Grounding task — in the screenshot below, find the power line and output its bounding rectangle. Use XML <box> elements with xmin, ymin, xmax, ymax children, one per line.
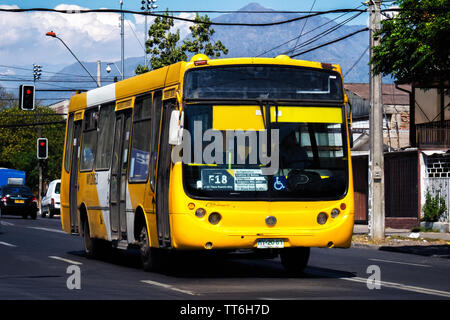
<box><xmin>343</xmin><ymin>45</ymin><xmax>370</xmax><ymax>78</ymax></box>
<box><xmin>285</xmin><ymin>11</ymin><xmax>364</xmax><ymax>56</ymax></box>
<box><xmin>0</xmin><ymin>7</ymin><xmax>367</xmax><ymax>27</ymax></box>
<box><xmin>290</xmin><ymin>0</ymin><xmax>317</xmax><ymax>53</ymax></box>
<box><xmin>256</xmin><ymin>3</ymin><xmax>364</xmax><ymax>57</ymax></box>
<box><xmin>290</xmin><ymin>27</ymin><xmax>369</xmax><ymax>58</ymax></box>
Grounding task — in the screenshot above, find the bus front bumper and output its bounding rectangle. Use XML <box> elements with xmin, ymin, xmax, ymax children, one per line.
<box><xmin>170</xmin><ymin>212</ymin><xmax>354</xmax><ymax>250</ymax></box>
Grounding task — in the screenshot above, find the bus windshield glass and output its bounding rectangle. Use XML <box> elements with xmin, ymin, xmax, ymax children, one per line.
<box><xmin>184</xmin><ymin>65</ymin><xmax>343</xmax><ymax>101</ymax></box>
<box><xmin>181</xmin><ymin>105</ymin><xmax>348</xmax><ymax>200</ymax></box>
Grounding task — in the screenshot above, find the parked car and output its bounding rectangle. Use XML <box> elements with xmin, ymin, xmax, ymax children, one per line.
<box><xmin>41</xmin><ymin>179</ymin><xmax>61</xmax><ymax>218</ymax></box>
<box><xmin>0</xmin><ymin>184</ymin><xmax>38</xmax><ymax>219</ymax></box>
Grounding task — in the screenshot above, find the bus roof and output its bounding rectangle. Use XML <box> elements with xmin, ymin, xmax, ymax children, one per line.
<box><xmin>67</xmin><ymin>55</ymin><xmax>342</xmax><ymax>113</ymax></box>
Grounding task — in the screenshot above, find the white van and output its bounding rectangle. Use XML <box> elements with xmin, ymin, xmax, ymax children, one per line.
<box><xmin>41</xmin><ymin>179</ymin><xmax>61</xmax><ymax>218</ymax></box>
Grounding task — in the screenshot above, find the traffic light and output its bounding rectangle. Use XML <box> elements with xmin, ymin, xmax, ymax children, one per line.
<box><xmin>19</xmin><ymin>84</ymin><xmax>35</xmax><ymax>110</ymax></box>
<box><xmin>37</xmin><ymin>138</ymin><xmax>48</xmax><ymax>160</ymax></box>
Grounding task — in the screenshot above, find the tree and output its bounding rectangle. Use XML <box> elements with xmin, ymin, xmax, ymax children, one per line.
<box><xmin>0</xmin><ymin>106</ymin><xmax>65</xmax><ymax>189</ymax></box>
<box><xmin>136</xmin><ymin>11</ymin><xmax>228</xmax><ymax>74</ymax></box>
<box><xmin>371</xmin><ymin>0</ymin><xmax>450</xmax><ymax>85</ymax></box>
<box><xmin>0</xmin><ymin>85</ymin><xmax>16</xmax><ymax>110</ymax></box>
<box><xmin>181</xmin><ymin>14</ymin><xmax>228</xmax><ymax>58</ymax></box>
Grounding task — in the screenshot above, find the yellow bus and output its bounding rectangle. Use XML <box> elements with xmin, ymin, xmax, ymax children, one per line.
<box><xmin>60</xmin><ymin>54</ymin><xmax>354</xmax><ymax>273</ymax></box>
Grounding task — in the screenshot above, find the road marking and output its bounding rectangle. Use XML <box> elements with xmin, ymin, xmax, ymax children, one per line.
<box><xmin>344</xmin><ymin>277</ymin><xmax>450</xmax><ymax>298</ymax></box>
<box><xmin>369</xmin><ymin>258</ymin><xmax>431</xmax><ymax>268</ymax></box>
<box><xmin>0</xmin><ymin>221</ymin><xmax>14</xmax><ymax>226</ymax></box>
<box><xmin>308</xmin><ymin>269</ymin><xmax>450</xmax><ymax>298</ymax></box>
<box><xmin>141</xmin><ymin>280</ymin><xmax>198</xmax><ymax>296</ymax></box>
<box><xmin>0</xmin><ymin>241</ymin><xmax>17</xmax><ymax>247</ymax></box>
<box><xmin>49</xmin><ymin>256</ymin><xmax>83</xmax><ymax>265</ymax></box>
<box><xmin>27</xmin><ymin>226</ymin><xmax>66</xmax><ymax>234</ymax></box>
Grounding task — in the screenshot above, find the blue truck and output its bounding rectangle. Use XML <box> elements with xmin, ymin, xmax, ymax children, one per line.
<box><xmin>0</xmin><ymin>168</ymin><xmax>26</xmax><ymax>186</ymax></box>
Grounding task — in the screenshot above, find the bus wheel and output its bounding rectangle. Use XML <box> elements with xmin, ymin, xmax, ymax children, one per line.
<box><xmin>280</xmin><ymin>247</ymin><xmax>310</xmax><ymax>274</ymax></box>
<box><xmin>83</xmin><ymin>218</ymin><xmax>100</xmax><ymax>259</ymax></box>
<box><xmin>139</xmin><ymin>225</ymin><xmax>162</xmax><ymax>272</ymax></box>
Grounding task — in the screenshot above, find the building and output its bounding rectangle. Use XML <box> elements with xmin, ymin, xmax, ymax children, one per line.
<box><xmin>347</xmin><ymin>82</ymin><xmax>450</xmax><ymax>230</ymax></box>
<box><xmin>345</xmin><ymin>83</ymin><xmax>411</xmax><ymax>151</ymax></box>
<box><xmin>47</xmin><ymin>99</ymin><xmax>69</xmax><ymax>117</ymax></box>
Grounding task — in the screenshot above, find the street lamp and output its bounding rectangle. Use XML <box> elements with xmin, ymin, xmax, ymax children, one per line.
<box><xmin>45</xmin><ymin>31</ymin><xmax>99</xmax><ymax>87</ymax></box>
<box><xmin>140</xmin><ymin>0</ymin><xmax>158</xmax><ymax>68</ymax></box>
<box><xmin>105</xmin><ymin>62</ymin><xmax>123</xmax><ymax>78</ymax></box>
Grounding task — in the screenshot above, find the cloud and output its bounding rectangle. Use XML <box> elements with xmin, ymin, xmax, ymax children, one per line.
<box><xmin>0</xmin><ymin>4</ymin><xmax>194</xmax><ymax>69</ymax></box>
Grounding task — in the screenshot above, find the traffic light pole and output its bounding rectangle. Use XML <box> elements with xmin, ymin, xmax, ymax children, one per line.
<box><xmin>33</xmin><ymin>66</ymin><xmax>43</xmax><ymax>215</ymax></box>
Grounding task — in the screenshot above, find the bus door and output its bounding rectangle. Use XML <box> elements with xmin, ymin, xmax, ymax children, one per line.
<box><xmin>110</xmin><ymin>110</ymin><xmax>132</xmax><ymax>241</ymax></box>
<box><xmin>69</xmin><ymin>120</ymin><xmax>82</xmax><ymax>233</ymax></box>
<box><xmin>154</xmin><ymin>98</ymin><xmax>172</xmax><ymax>248</ymax></box>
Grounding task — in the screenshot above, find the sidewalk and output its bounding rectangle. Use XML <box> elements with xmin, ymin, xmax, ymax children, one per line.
<box><xmin>353</xmin><ymin>224</ymin><xmax>450</xmax><ymax>241</ymax></box>
<box><xmin>352</xmin><ymin>224</ymin><xmax>450</xmax><ymax>259</ymax></box>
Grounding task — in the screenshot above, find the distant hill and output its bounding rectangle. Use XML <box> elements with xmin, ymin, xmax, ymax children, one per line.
<box><xmin>210</xmin><ymin>3</ymin><xmax>370</xmax><ymax>82</ymax></box>
<box><xmin>41</xmin><ymin>2</ymin><xmax>372</xmax><ymax>104</ymax></box>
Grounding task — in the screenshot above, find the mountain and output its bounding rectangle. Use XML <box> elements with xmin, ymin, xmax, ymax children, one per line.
<box><xmin>210</xmin><ymin>3</ymin><xmax>370</xmax><ymax>82</ymax></box>
<box><xmin>41</xmin><ymin>2</ymin><xmax>372</xmax><ymax>104</ymax></box>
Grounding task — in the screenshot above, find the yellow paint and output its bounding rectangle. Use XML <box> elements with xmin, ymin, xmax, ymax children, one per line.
<box><xmin>270</xmin><ymin>106</ymin><xmax>343</xmax><ymax>123</ymax></box>
<box><xmin>169</xmin><ymin>163</ymin><xmax>354</xmax><ymax>250</ymax></box>
<box><xmin>213</xmin><ymin>106</ymin><xmax>265</xmax><ymax>130</ymax></box>
<box><xmin>212</xmin><ymin>105</ymin><xmax>343</xmax><ymax>131</ymax></box>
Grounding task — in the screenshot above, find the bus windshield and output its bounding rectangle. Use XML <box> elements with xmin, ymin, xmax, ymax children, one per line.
<box><xmin>182</xmin><ymin>105</ymin><xmax>348</xmax><ymax>200</ymax></box>
<box><xmin>184</xmin><ymin>65</ymin><xmax>343</xmax><ymax>101</ymax></box>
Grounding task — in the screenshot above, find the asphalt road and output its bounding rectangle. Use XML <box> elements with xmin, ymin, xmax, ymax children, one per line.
<box><xmin>1</xmin><ymin>214</ymin><xmax>449</xmax><ymax>302</ymax></box>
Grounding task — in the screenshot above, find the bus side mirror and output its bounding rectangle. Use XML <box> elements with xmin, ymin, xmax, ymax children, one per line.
<box><xmin>168</xmin><ymin>110</ymin><xmax>184</xmax><ymax>146</ymax></box>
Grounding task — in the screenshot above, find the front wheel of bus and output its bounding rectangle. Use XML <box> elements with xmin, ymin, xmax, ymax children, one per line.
<box><xmin>139</xmin><ymin>225</ymin><xmax>162</xmax><ymax>272</ymax></box>
<box><xmin>83</xmin><ymin>218</ymin><xmax>107</xmax><ymax>259</ymax></box>
<box><xmin>280</xmin><ymin>247</ymin><xmax>310</xmax><ymax>274</ymax></box>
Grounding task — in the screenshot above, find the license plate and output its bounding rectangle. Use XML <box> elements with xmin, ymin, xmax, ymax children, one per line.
<box><xmin>257</xmin><ymin>239</ymin><xmax>284</xmax><ymax>249</ymax></box>
<box><xmin>15</xmin><ymin>200</ymin><xmax>24</xmax><ymax>204</ymax></box>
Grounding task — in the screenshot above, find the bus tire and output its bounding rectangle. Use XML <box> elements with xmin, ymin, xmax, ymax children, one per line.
<box><xmin>280</xmin><ymin>247</ymin><xmax>310</xmax><ymax>274</ymax></box>
<box><xmin>139</xmin><ymin>224</ymin><xmax>162</xmax><ymax>272</ymax></box>
<box><xmin>83</xmin><ymin>218</ymin><xmax>101</xmax><ymax>259</ymax></box>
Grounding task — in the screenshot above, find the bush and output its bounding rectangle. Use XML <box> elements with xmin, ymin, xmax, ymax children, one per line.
<box><xmin>422</xmin><ymin>189</ymin><xmax>447</xmax><ymax>222</ymax></box>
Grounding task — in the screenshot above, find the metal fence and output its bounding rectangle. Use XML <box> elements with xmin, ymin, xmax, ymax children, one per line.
<box><xmin>423</xmin><ymin>177</ymin><xmax>450</xmax><ymax>223</ymax></box>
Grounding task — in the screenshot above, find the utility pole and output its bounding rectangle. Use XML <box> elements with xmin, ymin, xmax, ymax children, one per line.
<box><xmin>141</xmin><ymin>0</ymin><xmax>158</xmax><ymax>68</ymax></box>
<box><xmin>97</xmin><ymin>60</ymin><xmax>101</xmax><ymax>87</ymax></box>
<box><xmin>368</xmin><ymin>0</ymin><xmax>385</xmax><ymax>240</ymax></box>
<box><xmin>120</xmin><ymin>0</ymin><xmax>125</xmax><ymax>80</ymax></box>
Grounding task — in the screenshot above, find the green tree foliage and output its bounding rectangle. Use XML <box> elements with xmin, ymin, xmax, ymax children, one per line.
<box><xmin>136</xmin><ymin>11</ymin><xmax>228</xmax><ymax>74</ymax></box>
<box><xmin>422</xmin><ymin>189</ymin><xmax>447</xmax><ymax>222</ymax></box>
<box><xmin>0</xmin><ymin>106</ymin><xmax>65</xmax><ymax>189</ymax></box>
<box><xmin>371</xmin><ymin>0</ymin><xmax>450</xmax><ymax>85</ymax></box>
<box><xmin>181</xmin><ymin>14</ymin><xmax>228</xmax><ymax>58</ymax></box>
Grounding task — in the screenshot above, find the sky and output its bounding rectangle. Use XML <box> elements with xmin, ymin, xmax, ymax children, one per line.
<box><xmin>0</xmin><ymin>0</ymin><xmax>372</xmax><ymax>92</ymax></box>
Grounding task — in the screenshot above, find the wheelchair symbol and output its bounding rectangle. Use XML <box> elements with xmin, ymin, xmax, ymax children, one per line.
<box><xmin>274</xmin><ymin>176</ymin><xmax>286</xmax><ymax>191</ymax></box>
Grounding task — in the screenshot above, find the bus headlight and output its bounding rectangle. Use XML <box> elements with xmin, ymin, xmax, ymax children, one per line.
<box><xmin>317</xmin><ymin>212</ymin><xmax>328</xmax><ymax>225</ymax></box>
<box><xmin>208</xmin><ymin>212</ymin><xmax>222</xmax><ymax>225</ymax></box>
<box><xmin>331</xmin><ymin>208</ymin><xmax>340</xmax><ymax>218</ymax></box>
<box><xmin>195</xmin><ymin>208</ymin><xmax>206</xmax><ymax>218</ymax></box>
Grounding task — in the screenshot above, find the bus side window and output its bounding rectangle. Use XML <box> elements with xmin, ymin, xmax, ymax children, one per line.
<box><xmin>64</xmin><ymin>113</ymin><xmax>75</xmax><ymax>173</ymax></box>
<box><xmin>95</xmin><ymin>103</ymin><xmax>115</xmax><ymax>170</ymax></box>
<box><xmin>129</xmin><ymin>94</ymin><xmax>152</xmax><ymax>183</ymax></box>
<box><xmin>150</xmin><ymin>90</ymin><xmax>162</xmax><ymax>191</ymax></box>
<box><xmin>80</xmin><ymin>107</ymin><xmax>99</xmax><ymax>172</ymax></box>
